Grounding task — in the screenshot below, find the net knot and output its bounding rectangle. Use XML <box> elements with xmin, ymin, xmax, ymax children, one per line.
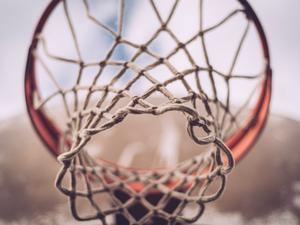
<box><xmin>187</xmin><ymin>116</ymin><xmax>216</xmax><ymax>145</ymax></box>
<box><xmin>99</xmin><ymin>60</ymin><xmax>106</xmax><ymax>67</ymax></box>
<box><xmin>115</xmin><ymin>35</ymin><xmax>121</xmax><ymax>42</ymax></box>
<box><xmin>139</xmin><ymin>45</ymin><xmax>147</xmax><ymax>52</ymax></box>
<box><xmin>160</xmin><ymin>23</ymin><xmax>167</xmax><ymax>30</ymax></box>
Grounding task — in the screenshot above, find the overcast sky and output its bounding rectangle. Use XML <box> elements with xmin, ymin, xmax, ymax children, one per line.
<box><xmin>0</xmin><ymin>0</ymin><xmax>299</xmax><ymax>121</ymax></box>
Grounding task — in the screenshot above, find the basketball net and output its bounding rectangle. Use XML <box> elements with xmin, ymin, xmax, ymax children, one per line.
<box><xmin>25</xmin><ymin>0</ymin><xmax>272</xmax><ymax>224</ymax></box>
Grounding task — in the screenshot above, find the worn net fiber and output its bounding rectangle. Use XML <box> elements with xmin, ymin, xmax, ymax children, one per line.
<box><xmin>31</xmin><ymin>0</ymin><xmax>267</xmax><ymax>224</ymax></box>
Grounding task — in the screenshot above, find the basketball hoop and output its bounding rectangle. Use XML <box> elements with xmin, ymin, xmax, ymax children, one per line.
<box><xmin>25</xmin><ymin>0</ymin><xmax>271</xmax><ymax>224</ymax></box>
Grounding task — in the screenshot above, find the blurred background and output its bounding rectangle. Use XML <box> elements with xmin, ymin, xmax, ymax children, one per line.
<box><xmin>0</xmin><ymin>0</ymin><xmax>299</xmax><ymax>224</ymax></box>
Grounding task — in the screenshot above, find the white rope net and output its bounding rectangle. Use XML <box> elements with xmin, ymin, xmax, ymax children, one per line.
<box><xmin>31</xmin><ymin>0</ymin><xmax>267</xmax><ymax>224</ymax></box>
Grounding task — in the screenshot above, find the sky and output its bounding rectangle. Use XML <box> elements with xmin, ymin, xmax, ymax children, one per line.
<box><xmin>0</xmin><ymin>0</ymin><xmax>299</xmax><ymax>121</ymax></box>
